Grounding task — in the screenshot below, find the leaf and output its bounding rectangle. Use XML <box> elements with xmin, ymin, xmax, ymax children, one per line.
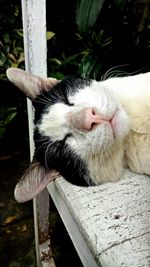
<box><xmin>63</xmin><ymin>53</ymin><xmax>82</xmax><ymax>66</ymax></box>
<box><xmin>0</xmin><ymin>74</ymin><xmax>7</xmax><ymax>80</ymax></box>
<box><xmin>16</xmin><ymin>29</ymin><xmax>24</xmax><ymax>37</ymax></box>
<box><xmin>3</xmin><ymin>33</ymin><xmax>10</xmax><ymax>44</ymax></box>
<box><xmin>49</xmin><ymin>72</ymin><xmax>65</xmax><ymax>80</ymax></box>
<box><xmin>6</xmin><ymin>229</ymin><xmax>11</xmax><ymax>234</ymax></box>
<box><xmin>46</xmin><ymin>31</ymin><xmax>55</xmax><ymax>40</ymax></box>
<box><xmin>78</xmin><ymin>54</ymin><xmax>102</xmax><ymax>79</ymax></box>
<box><xmin>18</xmin><ymin>52</ymin><xmax>25</xmax><ymax>64</ymax></box>
<box><xmin>0</xmin><ymin>155</ymin><xmax>13</xmax><ymax>160</ymax></box>
<box><xmin>8</xmin><ymin>53</ymin><xmax>17</xmax><ymax>62</ymax></box>
<box><xmin>4</xmin><ymin>216</ymin><xmax>16</xmax><ymax>224</ymax></box>
<box><xmin>48</xmin><ymin>58</ymin><xmax>62</xmax><ymax>66</ymax></box>
<box><xmin>7</xmin><ymin>107</ymin><xmax>17</xmax><ymax>112</ymax></box>
<box><xmin>76</xmin><ymin>0</ymin><xmax>105</xmax><ymax>33</ymax></box>
<box><xmin>0</xmin><ymin>52</ymin><xmax>6</xmax><ymax>66</ymax></box>
<box><xmin>5</xmin><ymin>112</ymin><xmax>17</xmax><ymax>125</ymax></box>
<box><xmin>21</xmin><ymin>224</ymin><xmax>27</xmax><ymax>232</ymax></box>
<box><xmin>0</xmin><ymin>128</ymin><xmax>5</xmax><ymax>139</ymax></box>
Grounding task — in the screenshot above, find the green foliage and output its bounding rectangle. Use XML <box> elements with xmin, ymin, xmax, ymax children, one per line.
<box><xmin>0</xmin><ymin>31</ymin><xmax>24</xmax><ymax>70</ymax></box>
<box><xmin>0</xmin><ymin>0</ymin><xmax>150</xmax><ymax>80</ymax></box>
<box><xmin>76</xmin><ymin>0</ymin><xmax>105</xmax><ymax>33</ymax></box>
<box><xmin>46</xmin><ymin>0</ymin><xmax>150</xmax><ymax>80</ymax></box>
<box><xmin>0</xmin><ymin>106</ymin><xmax>17</xmax><ymax>139</ymax></box>
<box><xmin>0</xmin><ymin>1</ymin><xmax>24</xmax><ymax>79</ymax></box>
<box><xmin>46</xmin><ymin>31</ymin><xmax>55</xmax><ymax>40</ymax></box>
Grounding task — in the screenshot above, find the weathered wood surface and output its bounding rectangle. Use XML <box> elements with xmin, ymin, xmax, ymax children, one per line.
<box><xmin>47</xmin><ymin>170</ymin><xmax>150</xmax><ymax>267</ymax></box>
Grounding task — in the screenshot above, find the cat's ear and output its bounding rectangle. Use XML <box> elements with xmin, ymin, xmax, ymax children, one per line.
<box><xmin>6</xmin><ymin>68</ymin><xmax>59</xmax><ymax>99</ymax></box>
<box><xmin>14</xmin><ymin>162</ymin><xmax>59</xmax><ymax>203</ymax></box>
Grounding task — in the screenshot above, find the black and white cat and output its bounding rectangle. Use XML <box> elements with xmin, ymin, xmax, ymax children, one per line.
<box><xmin>6</xmin><ymin>68</ymin><xmax>150</xmax><ymax>202</ymax></box>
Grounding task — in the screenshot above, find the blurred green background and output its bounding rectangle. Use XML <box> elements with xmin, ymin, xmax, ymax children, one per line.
<box><xmin>1</xmin><ymin>0</ymin><xmax>150</xmax><ymax>79</ymax></box>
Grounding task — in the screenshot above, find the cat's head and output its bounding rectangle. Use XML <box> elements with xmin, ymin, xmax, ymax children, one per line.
<box><xmin>6</xmin><ymin>68</ymin><xmax>130</xmax><ymax>202</ymax></box>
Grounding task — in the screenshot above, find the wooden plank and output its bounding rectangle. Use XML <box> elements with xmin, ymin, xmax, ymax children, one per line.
<box><xmin>47</xmin><ymin>170</ymin><xmax>150</xmax><ymax>267</ymax></box>
<box><xmin>21</xmin><ymin>1</ymin><xmax>55</xmax><ymax>266</ymax></box>
<box><xmin>48</xmin><ymin>181</ymin><xmax>100</xmax><ymax>267</ymax></box>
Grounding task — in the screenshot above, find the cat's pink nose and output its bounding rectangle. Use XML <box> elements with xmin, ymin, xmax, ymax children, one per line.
<box><xmin>72</xmin><ymin>107</ymin><xmax>102</xmax><ymax>131</ymax></box>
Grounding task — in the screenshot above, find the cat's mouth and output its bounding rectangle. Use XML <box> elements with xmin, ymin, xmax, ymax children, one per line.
<box><xmin>69</xmin><ymin>107</ymin><xmax>118</xmax><ymax>136</ymax></box>
<box><xmin>88</xmin><ymin>108</ymin><xmax>124</xmax><ymax>143</ymax></box>
<box><xmin>109</xmin><ymin>109</ymin><xmax>119</xmax><ymax>137</ymax></box>
<box><xmin>91</xmin><ymin>109</ymin><xmax>118</xmax><ymax>132</ymax></box>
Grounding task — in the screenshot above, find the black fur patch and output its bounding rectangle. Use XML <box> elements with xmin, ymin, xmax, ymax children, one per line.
<box><xmin>33</xmin><ymin>76</ymin><xmax>92</xmax><ymax>123</ymax></box>
<box><xmin>32</xmin><ymin>76</ymin><xmax>94</xmax><ymax>186</ymax></box>
<box><xmin>34</xmin><ymin>129</ymin><xmax>93</xmax><ymax>186</ymax></box>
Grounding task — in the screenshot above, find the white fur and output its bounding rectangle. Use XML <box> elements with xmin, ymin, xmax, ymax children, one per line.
<box><xmin>39</xmin><ymin>103</ymin><xmax>71</xmax><ymax>141</ymax></box>
<box><xmin>6</xmin><ymin>68</ymin><xmax>150</xmax><ymax>202</ymax></box>
<box><xmin>7</xmin><ymin>68</ymin><xmax>150</xmax><ymax>187</ymax></box>
<box><xmin>38</xmin><ymin>73</ymin><xmax>150</xmax><ymax>184</ymax></box>
<box><xmin>38</xmin><ymin>78</ymin><xmax>132</xmax><ymax>183</ymax></box>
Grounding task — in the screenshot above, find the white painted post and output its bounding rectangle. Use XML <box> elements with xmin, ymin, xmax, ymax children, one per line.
<box><xmin>21</xmin><ymin>1</ymin><xmax>55</xmax><ymax>266</ymax></box>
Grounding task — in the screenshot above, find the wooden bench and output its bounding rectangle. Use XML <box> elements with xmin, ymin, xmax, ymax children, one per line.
<box><xmin>48</xmin><ymin>172</ymin><xmax>150</xmax><ymax>267</ymax></box>
<box><xmin>21</xmin><ymin>1</ymin><xmax>150</xmax><ymax>266</ymax></box>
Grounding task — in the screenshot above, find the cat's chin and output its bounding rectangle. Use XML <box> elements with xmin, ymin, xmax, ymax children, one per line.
<box><xmin>66</xmin><ymin>106</ymin><xmax>130</xmax><ymax>158</ymax></box>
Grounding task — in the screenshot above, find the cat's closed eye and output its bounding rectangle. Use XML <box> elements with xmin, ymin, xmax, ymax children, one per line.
<box><xmin>67</xmin><ymin>102</ymin><xmax>74</xmax><ymax>106</ymax></box>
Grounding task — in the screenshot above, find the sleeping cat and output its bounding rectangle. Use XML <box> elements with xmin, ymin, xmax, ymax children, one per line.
<box><xmin>6</xmin><ymin>68</ymin><xmax>150</xmax><ymax>202</ymax></box>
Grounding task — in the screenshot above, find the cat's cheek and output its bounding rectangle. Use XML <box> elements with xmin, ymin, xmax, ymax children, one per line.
<box><xmin>65</xmin><ymin>126</ymin><xmax>113</xmax><ymax>158</ymax></box>
<box><xmin>66</xmin><ymin>137</ymin><xmax>78</xmax><ymax>152</ymax></box>
<box><xmin>112</xmin><ymin>108</ymin><xmax>130</xmax><ymax>140</ymax></box>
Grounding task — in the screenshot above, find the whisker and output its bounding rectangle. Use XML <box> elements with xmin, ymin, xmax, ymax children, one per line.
<box><xmin>105</xmin><ymin>70</ymin><xmax>128</xmax><ymax>79</ymax></box>
<box><xmin>40</xmin><ymin>92</ymin><xmax>54</xmax><ymax>104</ymax></box>
<box><xmin>44</xmin><ymin>142</ymin><xmax>52</xmax><ymax>170</ymax></box>
<box><xmin>32</xmin><ymin>99</ymin><xmax>49</xmax><ymax>105</ymax></box>
<box><xmin>34</xmin><ymin>139</ymin><xmax>49</xmax><ymax>156</ymax></box>
<box><xmin>101</xmin><ymin>64</ymin><xmax>129</xmax><ymax>81</ymax></box>
<box><xmin>51</xmin><ymin>89</ymin><xmax>65</xmax><ymax>102</ymax></box>
<box><xmin>126</xmin><ymin>69</ymin><xmax>142</xmax><ymax>77</ymax></box>
<box><xmin>37</xmin><ymin>95</ymin><xmax>54</xmax><ymax>104</ymax></box>
<box><xmin>34</xmin><ymin>136</ymin><xmax>48</xmax><ymax>142</ymax></box>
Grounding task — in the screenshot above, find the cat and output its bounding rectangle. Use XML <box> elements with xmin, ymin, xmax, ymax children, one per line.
<box><xmin>6</xmin><ymin>68</ymin><xmax>150</xmax><ymax>202</ymax></box>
